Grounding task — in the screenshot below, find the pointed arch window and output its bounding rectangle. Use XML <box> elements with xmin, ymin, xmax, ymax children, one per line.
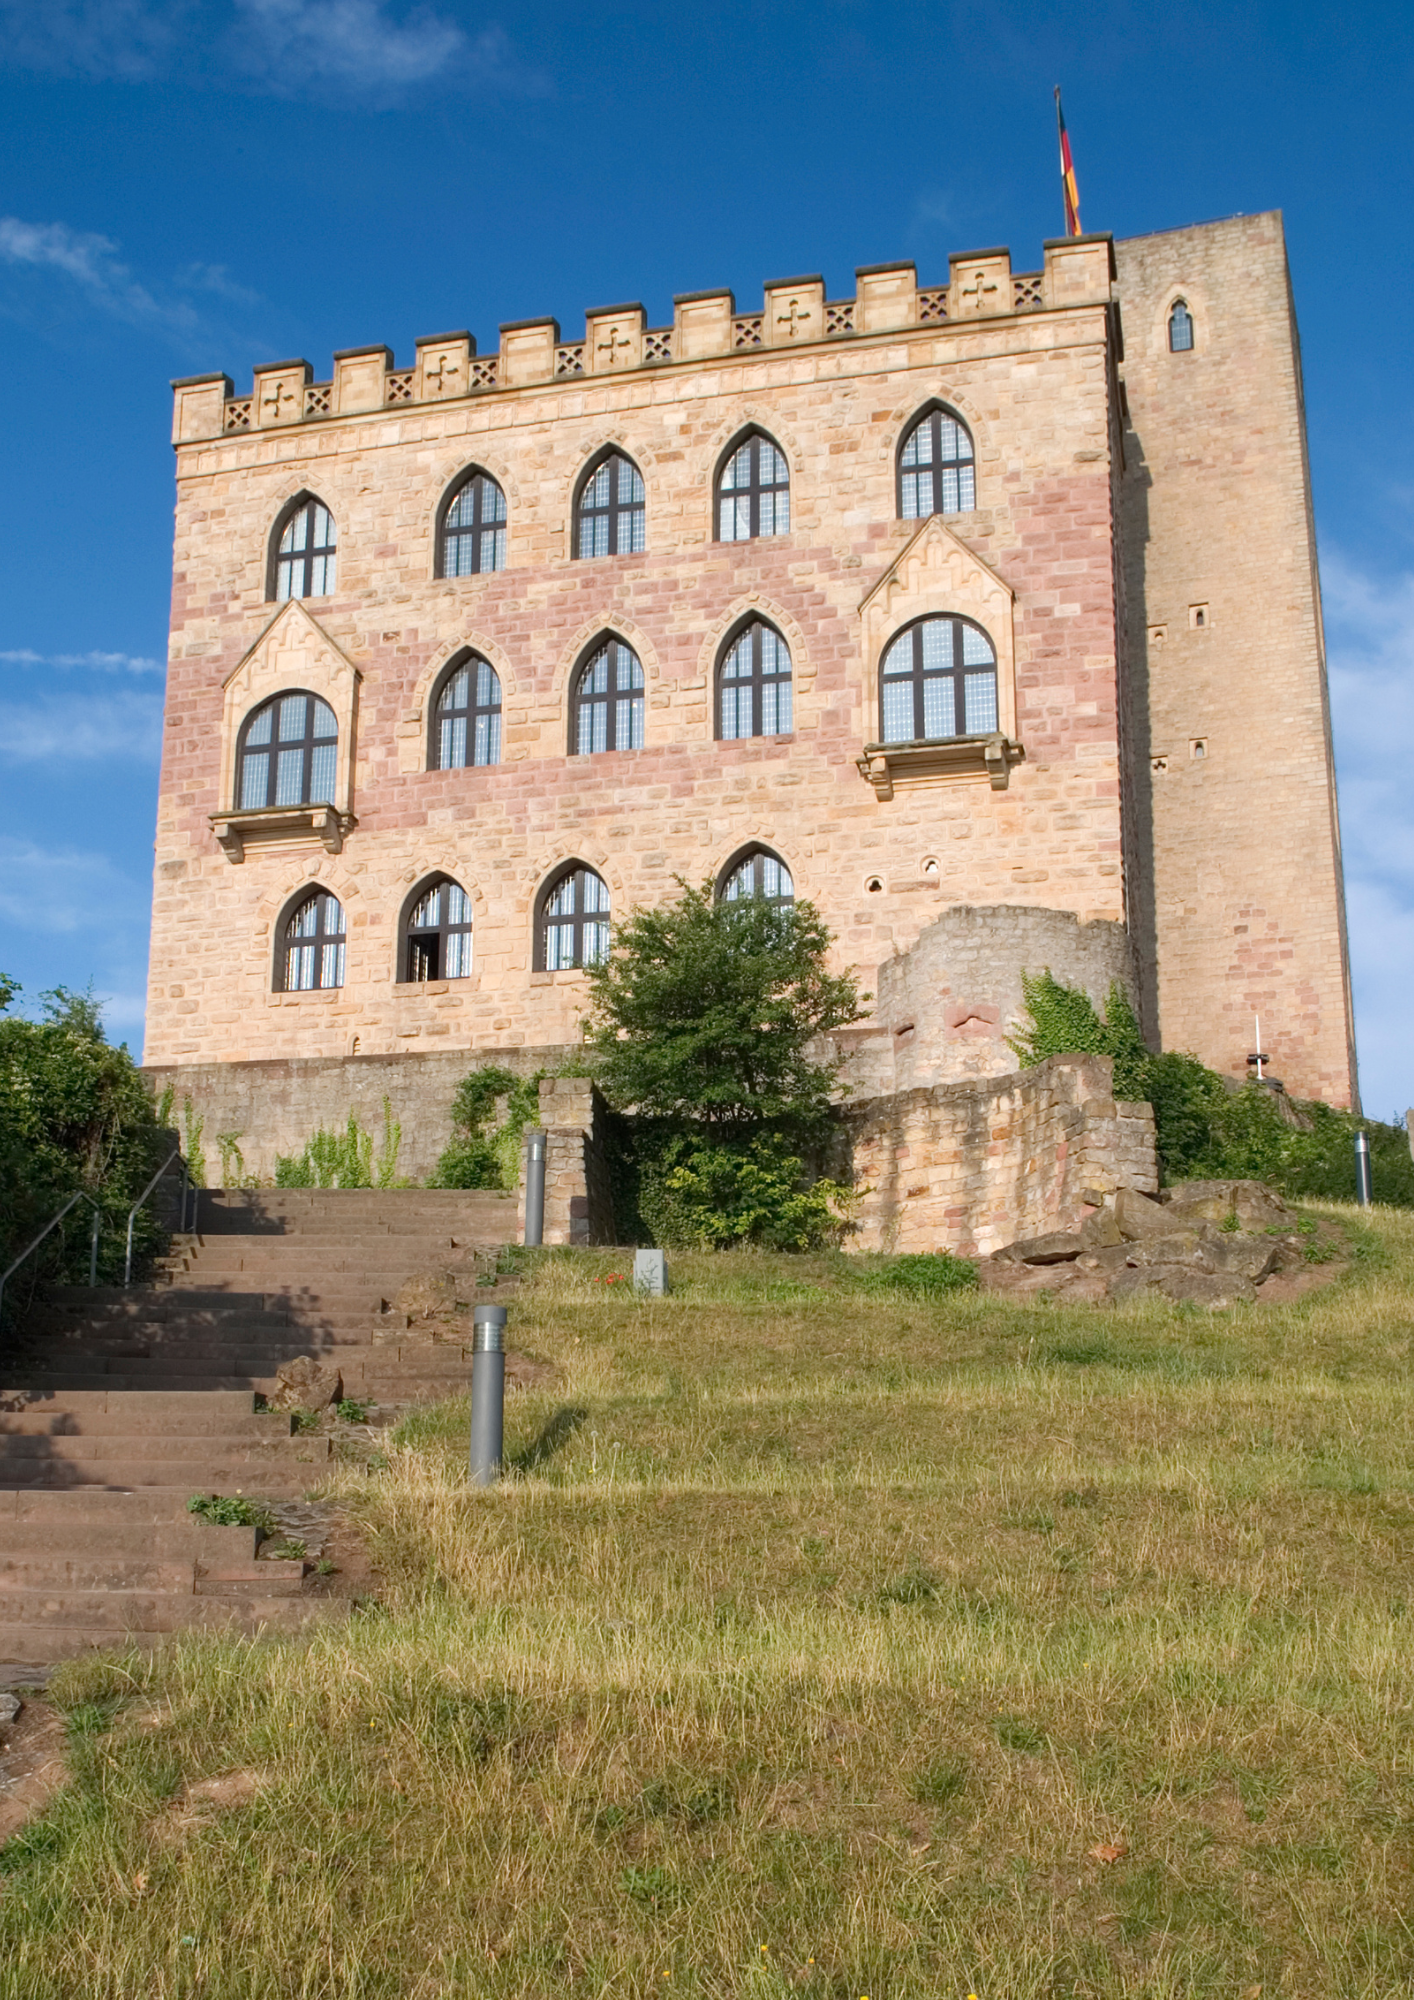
<box><xmin>271</xmin><ymin>496</ymin><xmax>337</xmax><ymax>601</ymax></box>
<box><xmin>571</xmin><ymin>639</ymin><xmax>644</xmax><ymax>755</ymax></box>
<box><xmin>720</xmin><ymin>847</ymin><xmax>794</xmax><ymax>906</ymax></box>
<box><xmin>717</xmin><ymin>621</ymin><xmax>793</xmax><ymax>740</ymax></box>
<box><xmin>897</xmin><ymin>408</ymin><xmax>976</xmax><ymax>519</ymax></box>
<box><xmin>574</xmin><ymin>452</ymin><xmax>645</xmax><ymax>559</ymax></box>
<box><xmin>279</xmin><ymin>889</ymin><xmax>345</xmax><ymax>991</ymax></box>
<box><xmin>439</xmin><ymin>470</ymin><xmax>507</xmax><ymax>577</ymax></box>
<box><xmin>536</xmin><ymin>864</ymin><xmax>611</xmax><ymax>971</ymax></box>
<box><xmin>237</xmin><ymin>691</ymin><xmax>337</xmax><ymax>810</ymax></box>
<box><xmin>1168</xmin><ymin>301</ymin><xmax>1194</xmax><ymax>353</ymax></box>
<box><xmin>716</xmin><ymin>432</ymin><xmax>790</xmax><ymax>541</ymax></box>
<box><xmin>402</xmin><ymin>876</ymin><xmax>474</xmax><ymax>982</ymax></box>
<box><xmin>880</xmin><ymin>616</ymin><xmax>997</xmax><ymax>743</ymax></box>
<box><xmin>431</xmin><ymin>654</ymin><xmax>502</xmax><ymax>769</ymax></box>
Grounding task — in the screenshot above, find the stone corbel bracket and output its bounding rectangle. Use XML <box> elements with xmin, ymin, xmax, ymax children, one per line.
<box><xmin>209</xmin><ymin>804</ymin><xmax>356</xmax><ymax>864</ymax></box>
<box><xmin>856</xmin><ymin>732</ymin><xmax>1024</xmax><ymax>801</ymax></box>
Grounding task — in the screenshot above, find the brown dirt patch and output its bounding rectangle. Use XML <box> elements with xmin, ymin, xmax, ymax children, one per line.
<box><xmin>0</xmin><ymin>1698</ymin><xmax>66</xmax><ymax>1847</ymax></box>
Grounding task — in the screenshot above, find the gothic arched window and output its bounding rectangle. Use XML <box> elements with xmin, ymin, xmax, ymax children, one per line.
<box><xmin>430</xmin><ymin>654</ymin><xmax>502</xmax><ymax>769</ymax></box>
<box><xmin>236</xmin><ymin>691</ymin><xmax>337</xmax><ymax>810</ymax></box>
<box><xmin>879</xmin><ymin>616</ymin><xmax>997</xmax><ymax>743</ymax></box>
<box><xmin>716</xmin><ymin>431</ymin><xmax>790</xmax><ymax>542</ymax></box>
<box><xmin>574</xmin><ymin>452</ymin><xmax>646</xmax><ymax>559</ymax></box>
<box><xmin>536</xmin><ymin>864</ymin><xmax>611</xmax><ymax>971</ymax></box>
<box><xmin>719</xmin><ymin>846</ymin><xmax>794</xmax><ymax>906</ymax></box>
<box><xmin>278</xmin><ymin>889</ymin><xmax>345</xmax><ymax>992</ymax></box>
<box><xmin>402</xmin><ymin>876</ymin><xmax>474</xmax><ymax>982</ymax></box>
<box><xmin>270</xmin><ymin>494</ymin><xmax>337</xmax><ymax>601</ymax></box>
<box><xmin>570</xmin><ymin>638</ymin><xmax>644</xmax><ymax>755</ymax></box>
<box><xmin>438</xmin><ymin>470</ymin><xmax>507</xmax><ymax>577</ymax></box>
<box><xmin>897</xmin><ymin>407</ymin><xmax>976</xmax><ymax>519</ymax></box>
<box><xmin>1168</xmin><ymin>301</ymin><xmax>1194</xmax><ymax>353</ymax></box>
<box><xmin>717</xmin><ymin>621</ymin><xmax>793</xmax><ymax>740</ymax></box>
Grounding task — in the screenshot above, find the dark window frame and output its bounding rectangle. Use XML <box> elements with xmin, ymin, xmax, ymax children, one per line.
<box><xmin>235</xmin><ymin>689</ymin><xmax>338</xmax><ymax>811</ymax></box>
<box><xmin>878</xmin><ymin>614</ymin><xmax>998</xmax><ymax>744</ymax></box>
<box><xmin>714</xmin><ymin>428</ymin><xmax>791</xmax><ymax>542</ymax></box>
<box><xmin>716</xmin><ymin>844</ymin><xmax>795</xmax><ymax>907</ymax></box>
<box><xmin>436</xmin><ymin>468</ymin><xmax>508</xmax><ymax>579</ymax></box>
<box><xmin>275</xmin><ymin>886</ymin><xmax>346</xmax><ymax>992</ymax></box>
<box><xmin>267</xmin><ymin>492</ymin><xmax>338</xmax><ymax>602</ymax></box>
<box><xmin>533</xmin><ymin>862</ymin><xmax>612</xmax><ymax>973</ymax></box>
<box><xmin>715</xmin><ymin>618</ymin><xmax>794</xmax><ymax>741</ymax></box>
<box><xmin>568</xmin><ymin>635</ymin><xmax>645</xmax><ymax>756</ymax></box>
<box><xmin>428</xmin><ymin>651</ymin><xmax>503</xmax><ymax>770</ymax></box>
<box><xmin>1168</xmin><ymin>300</ymin><xmax>1195</xmax><ymax>353</ymax></box>
<box><xmin>399</xmin><ymin>873</ymin><xmax>475</xmax><ymax>983</ymax></box>
<box><xmin>572</xmin><ymin>449</ymin><xmax>646</xmax><ymax>560</ymax></box>
<box><xmin>895</xmin><ymin>404</ymin><xmax>977</xmax><ymax>520</ymax></box>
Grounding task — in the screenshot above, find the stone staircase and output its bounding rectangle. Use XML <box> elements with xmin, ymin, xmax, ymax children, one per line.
<box><xmin>1</xmin><ymin>1188</ymin><xmax>516</xmax><ymax>1668</ymax></box>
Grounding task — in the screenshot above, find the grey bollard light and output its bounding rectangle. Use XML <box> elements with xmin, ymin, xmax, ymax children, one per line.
<box><xmin>523</xmin><ymin>1129</ymin><xmax>546</xmax><ymax>1247</ymax></box>
<box><xmin>1355</xmin><ymin>1130</ymin><xmax>1373</xmax><ymax>1208</ymax></box>
<box><xmin>469</xmin><ymin>1305</ymin><xmax>508</xmax><ymax>1486</ymax></box>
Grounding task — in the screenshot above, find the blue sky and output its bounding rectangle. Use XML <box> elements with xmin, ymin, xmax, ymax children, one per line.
<box><xmin>1</xmin><ymin>0</ymin><xmax>1411</xmax><ymax>1113</ymax></box>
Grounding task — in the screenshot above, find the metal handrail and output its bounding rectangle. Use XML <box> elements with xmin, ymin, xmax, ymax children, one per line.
<box><xmin>124</xmin><ymin>1147</ymin><xmax>192</xmax><ymax>1288</ymax></box>
<box><xmin>0</xmin><ymin>1189</ymin><xmax>102</xmax><ymax>1325</ymax></box>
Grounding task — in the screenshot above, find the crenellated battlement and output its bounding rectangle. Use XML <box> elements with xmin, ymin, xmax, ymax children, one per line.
<box><xmin>171</xmin><ymin>235</ymin><xmax>1115</xmax><ymax>445</ymax></box>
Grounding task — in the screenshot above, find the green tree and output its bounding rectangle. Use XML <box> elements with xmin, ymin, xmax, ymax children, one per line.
<box><xmin>584</xmin><ymin>882</ymin><xmax>865</xmax><ymax>1140</ymax></box>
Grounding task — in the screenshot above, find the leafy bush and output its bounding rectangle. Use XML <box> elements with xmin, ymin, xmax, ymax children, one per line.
<box><xmin>848</xmin><ymin>1251</ymin><xmax>978</xmax><ymax>1299</ymax></box>
<box><xmin>1010</xmin><ymin>970</ymin><xmax>1414</xmax><ymax>1204</ymax></box>
<box><xmin>0</xmin><ymin>978</ymin><xmax>168</xmax><ymax>1317</ymax></box>
<box><xmin>636</xmin><ymin>1128</ymin><xmax>854</xmax><ymax>1251</ymax></box>
<box><xmin>275</xmin><ymin>1099</ymin><xmax>404</xmax><ymax>1188</ymax></box>
<box><xmin>429</xmin><ymin>1066</ymin><xmax>544</xmax><ymax>1190</ymax></box>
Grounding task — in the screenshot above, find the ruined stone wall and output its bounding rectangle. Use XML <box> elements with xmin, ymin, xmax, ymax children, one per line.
<box><xmin>515</xmin><ymin>1074</ymin><xmax>615</xmax><ymax>1247</ymax></box>
<box><xmin>1113</xmin><ymin>214</ymin><xmax>1356</xmax><ymax>1106</ymax></box>
<box><xmin>146</xmin><ymin>244</ymin><xmax>1126</xmax><ymax>1072</ymax></box>
<box><xmin>844</xmin><ymin>1053</ymin><xmax>1157</xmax><ymax>1257</ymax></box>
<box><xmin>143</xmin><ymin>1046</ymin><xmax>570</xmax><ymax>1185</ymax></box>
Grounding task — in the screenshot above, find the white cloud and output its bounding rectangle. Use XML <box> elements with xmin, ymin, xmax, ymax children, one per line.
<box><xmin>0</xmin><ymin>690</ymin><xmax>164</xmax><ymax>764</ymax></box>
<box><xmin>0</xmin><ymin>838</ymin><xmax>148</xmax><ymax>936</ymax></box>
<box><xmin>0</xmin><ymin>648</ymin><xmax>164</xmax><ymax>675</ymax></box>
<box><xmin>0</xmin><ymin>0</ymin><xmax>187</xmax><ymax>80</ymax></box>
<box><xmin>0</xmin><ymin>216</ymin><xmax>201</xmax><ymax>335</ymax></box>
<box><xmin>1322</xmin><ymin>546</ymin><xmax>1414</xmax><ymax>1118</ymax></box>
<box><xmin>233</xmin><ymin>0</ymin><xmax>466</xmax><ymax>90</ymax></box>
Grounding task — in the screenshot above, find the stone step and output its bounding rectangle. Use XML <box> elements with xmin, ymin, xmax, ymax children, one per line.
<box><xmin>0</xmin><ymin>1409</ymin><xmax>292</xmax><ymax>1439</ymax></box>
<box><xmin>0</xmin><ymin>1555</ymin><xmax>305</xmax><ymax>1593</ymax></box>
<box><xmin>1</xmin><ymin>1520</ymin><xmax>257</xmax><ymax>1559</ymax></box>
<box><xmin>0</xmin><ymin>1487</ymin><xmax>261</xmax><ymax>1524</ymax></box>
<box><xmin>0</xmin><ymin>1389</ymin><xmax>260</xmax><ymax>1417</ymax></box>
<box><xmin>1</xmin><ymin>1599</ymin><xmax>329</xmax><ymax>1661</ymax></box>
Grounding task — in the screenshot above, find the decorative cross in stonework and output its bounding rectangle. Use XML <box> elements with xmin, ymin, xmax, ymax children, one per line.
<box><xmin>596</xmin><ymin>327</ymin><xmax>632</xmax><ymax>364</ymax></box>
<box><xmin>961</xmin><ymin>269</ymin><xmax>999</xmax><ymax>313</ymax></box>
<box><xmin>426</xmin><ymin>355</ymin><xmax>459</xmax><ymax>392</ymax></box>
<box><xmin>261</xmin><ymin>381</ymin><xmax>298</xmax><ymax>421</ymax></box>
<box><xmin>776</xmin><ymin>298</ymin><xmax>811</xmax><ymax>337</ymax></box>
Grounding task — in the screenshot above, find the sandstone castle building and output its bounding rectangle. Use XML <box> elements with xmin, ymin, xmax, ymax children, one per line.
<box><xmin>146</xmin><ymin>211</ymin><xmax>1357</xmax><ymax>1179</ymax></box>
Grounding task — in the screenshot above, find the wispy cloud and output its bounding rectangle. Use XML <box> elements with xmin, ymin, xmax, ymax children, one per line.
<box><xmin>0</xmin><ymin>216</ymin><xmax>202</xmax><ymax>335</ymax></box>
<box><xmin>1323</xmin><ymin>546</ymin><xmax>1414</xmax><ymax>1116</ymax></box>
<box><xmin>0</xmin><ymin>0</ymin><xmax>188</xmax><ymax>81</ymax></box>
<box><xmin>0</xmin><ymin>691</ymin><xmax>164</xmax><ymax>765</ymax></box>
<box><xmin>0</xmin><ymin>648</ymin><xmax>165</xmax><ymax>674</ymax></box>
<box><xmin>233</xmin><ymin>0</ymin><xmax>466</xmax><ymax>93</ymax></box>
<box><xmin>0</xmin><ymin>837</ymin><xmax>149</xmax><ymax>936</ymax></box>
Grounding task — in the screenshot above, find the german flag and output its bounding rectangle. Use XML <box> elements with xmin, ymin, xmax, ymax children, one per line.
<box><xmin>1055</xmin><ymin>87</ymin><xmax>1082</xmax><ymax>237</ymax></box>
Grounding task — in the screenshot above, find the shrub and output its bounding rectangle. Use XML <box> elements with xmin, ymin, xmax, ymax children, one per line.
<box><xmin>849</xmin><ymin>1252</ymin><xmax>978</xmax><ymax>1299</ymax></box>
<box><xmin>429</xmin><ymin>1066</ymin><xmax>543</xmax><ymax>1190</ymax></box>
<box><xmin>637</xmin><ymin>1129</ymin><xmax>854</xmax><ymax>1251</ymax></box>
<box><xmin>275</xmin><ymin>1099</ymin><xmax>404</xmax><ymax>1188</ymax></box>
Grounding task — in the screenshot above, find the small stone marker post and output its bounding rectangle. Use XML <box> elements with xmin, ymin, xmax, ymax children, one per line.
<box><xmin>633</xmin><ymin>1249</ymin><xmax>669</xmax><ymax>1296</ymax></box>
<box><xmin>469</xmin><ymin>1304</ymin><xmax>507</xmax><ymax>1486</ymax></box>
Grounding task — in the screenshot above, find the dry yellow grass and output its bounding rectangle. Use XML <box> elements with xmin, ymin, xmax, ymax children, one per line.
<box><xmin>5</xmin><ymin>1202</ymin><xmax>1414</xmax><ymax>1998</ymax></box>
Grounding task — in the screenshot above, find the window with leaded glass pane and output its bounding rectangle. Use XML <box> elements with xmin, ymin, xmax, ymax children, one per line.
<box><xmin>571</xmin><ymin>640</ymin><xmax>644</xmax><ymax>755</ymax></box>
<box><xmin>720</xmin><ymin>847</ymin><xmax>794</xmax><ymax>906</ymax></box>
<box><xmin>716</xmin><ymin>432</ymin><xmax>791</xmax><ymax>542</ymax></box>
<box><xmin>897</xmin><ymin>408</ymin><xmax>976</xmax><ymax>519</ymax></box>
<box><xmin>574</xmin><ymin>453</ymin><xmax>646</xmax><ymax>559</ymax></box>
<box><xmin>279</xmin><ymin>890</ymin><xmax>345</xmax><ymax>991</ymax></box>
<box><xmin>879</xmin><ymin>617</ymin><xmax>998</xmax><ymax>744</ymax></box>
<box><xmin>439</xmin><ymin>471</ymin><xmax>507</xmax><ymax>577</ymax></box>
<box><xmin>717</xmin><ymin>622</ymin><xmax>793</xmax><ymax>740</ymax></box>
<box><xmin>1168</xmin><ymin>301</ymin><xmax>1194</xmax><ymax>352</ymax></box>
<box><xmin>402</xmin><ymin>876</ymin><xmax>474</xmax><ymax>982</ymax></box>
<box><xmin>237</xmin><ymin>691</ymin><xmax>338</xmax><ymax>809</ymax></box>
<box><xmin>272</xmin><ymin>496</ymin><xmax>337</xmax><ymax>600</ymax></box>
<box><xmin>431</xmin><ymin>656</ymin><xmax>502</xmax><ymax>769</ymax></box>
<box><xmin>537</xmin><ymin>865</ymin><xmax>611</xmax><ymax>971</ymax></box>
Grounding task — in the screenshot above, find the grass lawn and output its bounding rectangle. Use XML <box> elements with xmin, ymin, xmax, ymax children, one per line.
<box><xmin>5</xmin><ymin>1204</ymin><xmax>1414</xmax><ymax>1998</ymax></box>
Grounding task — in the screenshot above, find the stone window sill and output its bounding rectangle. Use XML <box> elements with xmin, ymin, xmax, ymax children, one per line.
<box><xmin>855</xmin><ymin>732</ymin><xmax>1024</xmax><ymax>800</ymax></box>
<box><xmin>211</xmin><ymin>804</ymin><xmax>355</xmax><ymax>863</ymax></box>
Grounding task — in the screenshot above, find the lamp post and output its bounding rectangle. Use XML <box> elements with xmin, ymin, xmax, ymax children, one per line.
<box><xmin>469</xmin><ymin>1304</ymin><xmax>507</xmax><ymax>1486</ymax></box>
<box><xmin>1354</xmin><ymin>1131</ymin><xmax>1373</xmax><ymax>1209</ymax></box>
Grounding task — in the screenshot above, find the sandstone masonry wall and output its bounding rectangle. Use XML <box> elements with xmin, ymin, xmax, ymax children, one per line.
<box><xmin>515</xmin><ymin>1075</ymin><xmax>615</xmax><ymax>1247</ymax></box>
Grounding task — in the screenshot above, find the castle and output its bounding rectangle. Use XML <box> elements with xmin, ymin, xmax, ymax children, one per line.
<box><xmin>145</xmin><ymin>211</ymin><xmax>1357</xmax><ymax>1186</ymax></box>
